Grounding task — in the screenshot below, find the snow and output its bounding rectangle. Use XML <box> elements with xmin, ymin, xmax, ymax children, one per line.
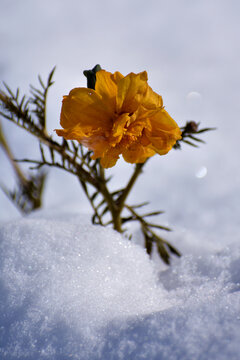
<box><xmin>0</xmin><ymin>214</ymin><xmax>166</xmax><ymax>358</ymax></box>
<box><xmin>0</xmin><ymin>213</ymin><xmax>239</xmax><ymax>359</ymax></box>
<box><xmin>1</xmin><ymin>0</ymin><xmax>240</xmax><ymax>358</ymax></box>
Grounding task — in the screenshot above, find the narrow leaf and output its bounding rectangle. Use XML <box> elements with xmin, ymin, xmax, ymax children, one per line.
<box><xmin>100</xmin><ymin>205</ymin><xmax>109</xmax><ymax>217</ymax></box>
<box><xmin>166</xmin><ymin>243</ymin><xmax>181</xmax><ymax>257</ymax></box>
<box><xmin>90</xmin><ymin>191</ymin><xmax>99</xmax><ymax>202</ymax></box>
<box><xmin>188</xmin><ymin>135</ymin><xmax>205</xmax><ymax>143</ymax></box>
<box><xmin>183</xmin><ymin>140</ymin><xmax>199</xmax><ymax>147</ymax></box>
<box><xmin>156</xmin><ymin>241</ymin><xmax>170</xmax><ymax>265</ymax></box>
<box><xmin>145</xmin><ymin>235</ymin><xmax>153</xmax><ymax>256</ymax></box>
<box><xmin>38</xmin><ymin>75</ymin><xmax>45</xmax><ymax>90</ymax></box>
<box><xmin>39</xmin><ymin>142</ymin><xmax>46</xmax><ymax>162</ymax></box>
<box><xmin>148</xmin><ymin>223</ymin><xmax>172</xmax><ymax>231</ymax></box>
<box><xmin>3</xmin><ymin>82</ymin><xmax>14</xmax><ymax>98</ymax></box>
<box><xmin>131</xmin><ymin>201</ymin><xmax>149</xmax><ymax>209</ymax></box>
<box><xmin>197</xmin><ymin>127</ymin><xmax>216</xmax><ymax>134</ymax></box>
<box><xmin>142</xmin><ymin>210</ymin><xmax>164</xmax><ymax>218</ymax></box>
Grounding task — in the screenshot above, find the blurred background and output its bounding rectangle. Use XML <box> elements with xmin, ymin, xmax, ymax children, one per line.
<box><xmin>0</xmin><ymin>0</ymin><xmax>239</xmax><ymax>250</ymax></box>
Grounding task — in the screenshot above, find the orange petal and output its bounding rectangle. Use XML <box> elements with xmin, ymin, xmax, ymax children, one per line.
<box><xmin>95</xmin><ymin>70</ymin><xmax>118</xmax><ymax>112</ymax></box>
<box><xmin>111</xmin><ymin>71</ymin><xmax>124</xmax><ymax>85</ymax></box>
<box><xmin>60</xmin><ymin>87</ymin><xmax>112</xmax><ymax>131</ymax></box>
<box><xmin>143</xmin><ymin>109</ymin><xmax>181</xmax><ymax>155</ymax></box>
<box><xmin>142</xmin><ymin>85</ymin><xmax>163</xmax><ymax>110</ymax></box>
<box><xmin>149</xmin><ymin>108</ymin><xmax>182</xmax><ymax>134</ymax></box>
<box><xmin>116</xmin><ymin>71</ymin><xmax>149</xmax><ymax>114</ymax></box>
<box><xmin>100</xmin><ymin>147</ymin><xmax>121</xmax><ymax>168</ymax></box>
<box><xmin>84</xmin><ymin>135</ymin><xmax>111</xmax><ymax>159</ymax></box>
<box><xmin>112</xmin><ymin>113</ymin><xmax>129</xmax><ymax>138</ymax></box>
<box><xmin>127</xmin><ymin>117</ymin><xmax>150</xmax><ymax>138</ymax></box>
<box><xmin>140</xmin><ymin>131</ymin><xmax>151</xmax><ymax>146</ymax></box>
<box><xmin>147</xmin><ymin>133</ymin><xmax>177</xmax><ymax>155</ymax></box>
<box><xmin>122</xmin><ymin>142</ymin><xmax>155</xmax><ymax>164</ymax></box>
<box><xmin>55</xmin><ymin>125</ymin><xmax>91</xmax><ymax>141</ymax></box>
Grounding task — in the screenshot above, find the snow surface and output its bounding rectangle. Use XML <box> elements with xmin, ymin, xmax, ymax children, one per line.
<box><xmin>0</xmin><ymin>212</ymin><xmax>240</xmax><ymax>359</ymax></box>
<box><xmin>1</xmin><ymin>0</ymin><xmax>240</xmax><ymax>359</ymax></box>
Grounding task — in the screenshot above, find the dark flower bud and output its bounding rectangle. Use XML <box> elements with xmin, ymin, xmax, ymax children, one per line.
<box><xmin>83</xmin><ymin>64</ymin><xmax>102</xmax><ymax>90</ymax></box>
<box><xmin>185</xmin><ymin>121</ymin><xmax>199</xmax><ymax>133</ymax></box>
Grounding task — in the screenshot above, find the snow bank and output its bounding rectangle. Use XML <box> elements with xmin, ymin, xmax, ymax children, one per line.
<box><xmin>103</xmin><ymin>250</ymin><xmax>240</xmax><ymax>360</ymax></box>
<box><xmin>0</xmin><ymin>214</ymin><xmax>239</xmax><ymax>359</ymax></box>
<box><xmin>0</xmin><ymin>214</ymin><xmax>169</xmax><ymax>359</ymax></box>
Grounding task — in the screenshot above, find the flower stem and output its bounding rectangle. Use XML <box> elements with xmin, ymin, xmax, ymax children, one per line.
<box><xmin>103</xmin><ymin>162</ymin><xmax>146</xmax><ymax>233</ymax></box>
<box><xmin>117</xmin><ymin>162</ymin><xmax>145</xmax><ymax>213</ymax></box>
<box><xmin>97</xmin><ymin>166</ymin><xmax>122</xmax><ymax>232</ymax></box>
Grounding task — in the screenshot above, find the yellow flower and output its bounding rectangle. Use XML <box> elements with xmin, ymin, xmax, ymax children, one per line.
<box><xmin>56</xmin><ymin>70</ymin><xmax>182</xmax><ymax>168</ymax></box>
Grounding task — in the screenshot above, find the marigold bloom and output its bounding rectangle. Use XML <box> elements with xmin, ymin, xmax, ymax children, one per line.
<box><xmin>56</xmin><ymin>70</ymin><xmax>182</xmax><ymax>168</ymax></box>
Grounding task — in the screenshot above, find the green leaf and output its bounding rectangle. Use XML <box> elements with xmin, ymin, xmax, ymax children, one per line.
<box><xmin>47</xmin><ymin>66</ymin><xmax>56</xmax><ymax>86</ymax></box>
<box><xmin>131</xmin><ymin>201</ymin><xmax>149</xmax><ymax>209</ymax></box>
<box><xmin>197</xmin><ymin>127</ymin><xmax>216</xmax><ymax>134</ymax></box>
<box><xmin>3</xmin><ymin>82</ymin><xmax>14</xmax><ymax>98</ymax></box>
<box><xmin>142</xmin><ymin>210</ymin><xmax>164</xmax><ymax>218</ymax></box>
<box><xmin>90</xmin><ymin>191</ymin><xmax>99</xmax><ymax>202</ymax></box>
<box><xmin>188</xmin><ymin>135</ymin><xmax>205</xmax><ymax>143</ymax></box>
<box><xmin>147</xmin><ymin>223</ymin><xmax>172</xmax><ymax>232</ymax></box>
<box><xmin>145</xmin><ymin>235</ymin><xmax>153</xmax><ymax>256</ymax></box>
<box><xmin>121</xmin><ymin>216</ymin><xmax>135</xmax><ymax>224</ymax></box>
<box><xmin>182</xmin><ymin>140</ymin><xmax>199</xmax><ymax>147</ymax></box>
<box><xmin>156</xmin><ymin>241</ymin><xmax>170</xmax><ymax>265</ymax></box>
<box><xmin>38</xmin><ymin>75</ymin><xmax>45</xmax><ymax>90</ymax></box>
<box><xmin>100</xmin><ymin>204</ymin><xmax>109</xmax><ymax>217</ymax></box>
<box><xmin>166</xmin><ymin>243</ymin><xmax>181</xmax><ymax>257</ymax></box>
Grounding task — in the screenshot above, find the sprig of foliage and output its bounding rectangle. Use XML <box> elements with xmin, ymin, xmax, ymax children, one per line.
<box><xmin>0</xmin><ymin>171</ymin><xmax>46</xmax><ymax>214</ymax></box>
<box><xmin>0</xmin><ymin>120</ymin><xmax>47</xmax><ymax>214</ymax></box>
<box><xmin>0</xmin><ymin>67</ymin><xmax>56</xmax><ymax>214</ymax></box>
<box><xmin>29</xmin><ymin>67</ymin><xmax>55</xmax><ymax>133</ymax></box>
<box><xmin>174</xmin><ymin>121</ymin><xmax>216</xmax><ymax>149</ymax></box>
<box><xmin>0</xmin><ymin>67</ymin><xmax>214</xmax><ymax>264</ymax></box>
<box><xmin>124</xmin><ymin>203</ymin><xmax>180</xmax><ymax>264</ymax></box>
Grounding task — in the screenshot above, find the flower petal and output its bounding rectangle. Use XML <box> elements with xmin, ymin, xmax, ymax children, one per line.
<box><xmin>95</xmin><ymin>70</ymin><xmax>119</xmax><ymax>112</ymax></box>
<box><xmin>149</xmin><ymin>108</ymin><xmax>181</xmax><ymax>134</ymax></box>
<box><xmin>56</xmin><ymin>124</ymin><xmax>112</xmax><ymax>161</ymax></box>
<box><xmin>111</xmin><ymin>71</ymin><xmax>124</xmax><ymax>85</ymax></box>
<box><xmin>147</xmin><ymin>133</ymin><xmax>178</xmax><ymax>155</ymax></box>
<box><xmin>84</xmin><ymin>135</ymin><xmax>111</xmax><ymax>159</ymax></box>
<box><xmin>55</xmin><ymin>123</ymin><xmax>95</xmax><ymax>141</ymax></box>
<box><xmin>116</xmin><ymin>71</ymin><xmax>149</xmax><ymax>113</ymax></box>
<box><xmin>145</xmin><ymin>108</ymin><xmax>181</xmax><ymax>155</ymax></box>
<box><xmin>60</xmin><ymin>87</ymin><xmax>112</xmax><ymax>130</ymax></box>
<box><xmin>112</xmin><ymin>113</ymin><xmax>129</xmax><ymax>137</ymax></box>
<box><xmin>100</xmin><ymin>147</ymin><xmax>121</xmax><ymax>168</ymax></box>
<box><xmin>144</xmin><ymin>108</ymin><xmax>181</xmax><ymax>155</ymax></box>
<box><xmin>122</xmin><ymin>143</ymin><xmax>156</xmax><ymax>164</ymax></box>
<box><xmin>142</xmin><ymin>85</ymin><xmax>163</xmax><ymax>110</ymax></box>
<box><xmin>127</xmin><ymin>117</ymin><xmax>151</xmax><ymax>139</ymax></box>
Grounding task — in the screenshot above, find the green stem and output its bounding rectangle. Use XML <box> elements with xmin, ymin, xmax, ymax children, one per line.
<box><xmin>101</xmin><ymin>162</ymin><xmax>146</xmax><ymax>233</ymax></box>
<box><xmin>78</xmin><ymin>179</ymin><xmax>104</xmax><ymax>226</ymax></box>
<box><xmin>100</xmin><ymin>185</ymin><xmax>122</xmax><ymax>232</ymax></box>
<box><xmin>97</xmin><ymin>166</ymin><xmax>122</xmax><ymax>232</ymax></box>
<box><xmin>117</xmin><ymin>162</ymin><xmax>145</xmax><ymax>212</ymax></box>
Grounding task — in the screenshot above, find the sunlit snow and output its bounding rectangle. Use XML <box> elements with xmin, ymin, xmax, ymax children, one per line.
<box><xmin>0</xmin><ymin>213</ymin><xmax>239</xmax><ymax>359</ymax></box>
